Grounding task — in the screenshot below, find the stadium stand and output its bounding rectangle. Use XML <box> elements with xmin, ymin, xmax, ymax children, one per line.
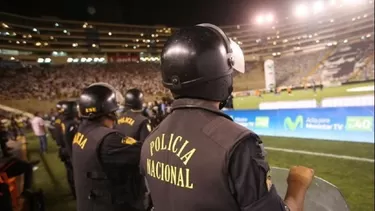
<box><xmin>0</xmin><ymin>2</ymin><xmax>374</xmax><ymax>111</ymax></box>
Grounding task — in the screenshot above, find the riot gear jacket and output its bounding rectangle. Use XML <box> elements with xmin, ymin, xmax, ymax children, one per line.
<box><xmin>116</xmin><ymin>110</ymin><xmax>152</xmax><ymax>143</ymax></box>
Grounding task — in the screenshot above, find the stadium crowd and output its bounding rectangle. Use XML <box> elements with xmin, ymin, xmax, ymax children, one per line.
<box><xmin>0</xmin><ymin>41</ymin><xmax>373</xmax><ymax>104</ymax></box>
<box><xmin>0</xmin><ymin>63</ymin><xmax>169</xmax><ymax>101</ymax></box>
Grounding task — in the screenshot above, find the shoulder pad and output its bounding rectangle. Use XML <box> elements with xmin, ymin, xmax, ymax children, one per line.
<box><xmin>202</xmin><ymin>116</ymin><xmax>251</xmax><ymax>150</ymax></box>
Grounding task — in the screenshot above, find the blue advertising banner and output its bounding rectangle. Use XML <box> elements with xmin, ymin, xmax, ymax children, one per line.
<box><xmin>224</xmin><ymin>106</ymin><xmax>374</xmax><ymax>143</ymax></box>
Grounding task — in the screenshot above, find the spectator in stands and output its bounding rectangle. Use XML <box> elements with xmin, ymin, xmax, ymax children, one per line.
<box><xmin>0</xmin><ymin>63</ymin><xmax>169</xmax><ymax>102</ymax></box>
<box><xmin>30</xmin><ymin>112</ymin><xmax>48</xmax><ymax>153</ymax></box>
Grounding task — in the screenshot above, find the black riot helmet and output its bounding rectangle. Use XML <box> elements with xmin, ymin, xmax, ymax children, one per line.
<box><xmin>124</xmin><ymin>88</ymin><xmax>144</xmax><ymax>110</ymax></box>
<box><xmin>57</xmin><ymin>101</ymin><xmax>78</xmax><ymax>118</ymax></box>
<box><xmin>160</xmin><ymin>23</ymin><xmax>245</xmax><ymax>107</ymax></box>
<box><xmin>78</xmin><ymin>83</ymin><xmax>123</xmax><ymax>120</ymax></box>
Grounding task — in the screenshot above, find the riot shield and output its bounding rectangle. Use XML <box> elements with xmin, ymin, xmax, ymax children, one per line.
<box><xmin>271</xmin><ymin>167</ymin><xmax>350</xmax><ymax>211</ymax></box>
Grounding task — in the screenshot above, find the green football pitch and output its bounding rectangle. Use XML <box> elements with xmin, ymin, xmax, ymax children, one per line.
<box><xmin>25</xmin><ymin>132</ymin><xmax>374</xmax><ymax>211</ymax></box>
<box><xmin>234</xmin><ymin>82</ymin><xmax>374</xmax><ymax>109</ymax></box>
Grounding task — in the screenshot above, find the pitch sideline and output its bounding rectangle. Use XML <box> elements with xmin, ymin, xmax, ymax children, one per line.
<box><xmin>265</xmin><ymin>147</ymin><xmax>374</xmax><ymax>163</ymax></box>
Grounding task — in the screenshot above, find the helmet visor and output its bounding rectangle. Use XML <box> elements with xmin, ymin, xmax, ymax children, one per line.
<box><xmin>230</xmin><ymin>39</ymin><xmax>245</xmax><ymax>73</ymax></box>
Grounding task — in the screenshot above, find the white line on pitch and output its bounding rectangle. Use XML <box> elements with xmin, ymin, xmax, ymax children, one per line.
<box><xmin>265</xmin><ymin>147</ymin><xmax>374</xmax><ymax>163</ymax></box>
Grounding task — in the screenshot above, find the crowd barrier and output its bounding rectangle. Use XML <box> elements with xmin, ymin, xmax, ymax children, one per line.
<box><xmin>224</xmin><ymin>106</ymin><xmax>374</xmax><ymax>143</ymax></box>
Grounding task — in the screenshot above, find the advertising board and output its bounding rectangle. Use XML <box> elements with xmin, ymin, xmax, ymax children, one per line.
<box><xmin>224</xmin><ymin>106</ymin><xmax>374</xmax><ymax>143</ymax></box>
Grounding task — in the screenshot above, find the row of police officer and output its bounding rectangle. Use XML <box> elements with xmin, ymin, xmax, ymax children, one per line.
<box><xmin>52</xmin><ymin>87</ymin><xmax>151</xmax><ymax>210</ymax></box>
<box><xmin>71</xmin><ymin>23</ymin><xmax>315</xmax><ymax>211</ymax></box>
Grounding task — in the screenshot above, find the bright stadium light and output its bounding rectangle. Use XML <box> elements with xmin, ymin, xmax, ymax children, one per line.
<box><xmin>313</xmin><ymin>1</ymin><xmax>324</xmax><ymax>14</ymax></box>
<box><xmin>266</xmin><ymin>14</ymin><xmax>274</xmax><ymax>23</ymax></box>
<box><xmin>256</xmin><ymin>15</ymin><xmax>265</xmax><ymax>24</ymax></box>
<box><xmin>294</xmin><ymin>4</ymin><xmax>309</xmax><ymax>18</ymax></box>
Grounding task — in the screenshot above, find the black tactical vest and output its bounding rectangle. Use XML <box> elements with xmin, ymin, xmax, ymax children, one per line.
<box><xmin>61</xmin><ymin>118</ymin><xmax>78</xmax><ymax>158</ymax></box>
<box><xmin>72</xmin><ymin>121</ymin><xmax>137</xmax><ymax>211</ymax></box>
<box><xmin>54</xmin><ymin>118</ymin><xmax>64</xmax><ymax>147</ymax></box>
<box><xmin>116</xmin><ymin>110</ymin><xmax>148</xmax><ymax>141</ymax></box>
<box><xmin>140</xmin><ymin>99</ymin><xmax>250</xmax><ymax>211</ymax></box>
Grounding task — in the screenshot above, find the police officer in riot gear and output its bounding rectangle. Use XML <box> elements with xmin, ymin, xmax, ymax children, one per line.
<box><xmin>73</xmin><ymin>83</ymin><xmax>146</xmax><ymax>211</ymax></box>
<box><xmin>51</xmin><ymin>101</ymin><xmax>65</xmax><ymax>144</ymax></box>
<box><xmin>54</xmin><ymin>101</ymin><xmax>66</xmax><ymax>147</ymax></box>
<box><xmin>116</xmin><ymin>88</ymin><xmax>152</xmax><ymax>143</ymax></box>
<box><xmin>140</xmin><ymin>23</ymin><xmax>315</xmax><ymax>211</ymax></box>
<box><xmin>55</xmin><ymin>101</ymin><xmax>79</xmax><ymax>198</ymax></box>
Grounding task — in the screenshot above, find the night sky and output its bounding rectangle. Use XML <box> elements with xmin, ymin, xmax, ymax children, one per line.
<box><xmin>2</xmin><ymin>0</ymin><xmax>291</xmax><ymax>27</ymax></box>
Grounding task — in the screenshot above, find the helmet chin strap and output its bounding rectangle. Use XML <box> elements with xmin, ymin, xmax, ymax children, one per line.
<box><xmin>219</xmin><ymin>99</ymin><xmax>228</xmax><ymax>110</ymax></box>
<box><xmin>219</xmin><ymin>86</ymin><xmax>233</xmax><ymax>110</ymax></box>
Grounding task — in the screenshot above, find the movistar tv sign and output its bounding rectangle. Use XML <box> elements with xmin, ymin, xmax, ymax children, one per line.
<box><xmin>284</xmin><ymin>115</ymin><xmax>304</xmax><ymax>131</ymax></box>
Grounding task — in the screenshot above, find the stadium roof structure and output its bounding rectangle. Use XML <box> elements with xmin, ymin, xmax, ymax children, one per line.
<box><xmin>0</xmin><ymin>1</ymin><xmax>373</xmax><ymax>64</ymax></box>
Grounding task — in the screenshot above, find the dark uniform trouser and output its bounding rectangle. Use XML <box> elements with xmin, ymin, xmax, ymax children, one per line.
<box><xmin>0</xmin><ymin>137</ymin><xmax>9</xmax><ymax>157</ymax></box>
<box><xmin>64</xmin><ymin>161</ymin><xmax>76</xmax><ymax>198</ymax></box>
<box><xmin>0</xmin><ymin>182</ymin><xmax>12</xmax><ymax>211</ymax></box>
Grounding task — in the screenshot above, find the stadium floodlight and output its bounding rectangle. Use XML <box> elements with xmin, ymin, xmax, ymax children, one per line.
<box><xmin>2</xmin><ymin>23</ymin><xmax>9</xmax><ymax>28</ymax></box>
<box><xmin>266</xmin><ymin>14</ymin><xmax>274</xmax><ymax>23</ymax></box>
<box><xmin>73</xmin><ymin>58</ymin><xmax>79</xmax><ymax>63</ymax></box>
<box><xmin>86</xmin><ymin>58</ymin><xmax>93</xmax><ymax>62</ymax></box>
<box><xmin>343</xmin><ymin>39</ymin><xmax>348</xmax><ymax>43</ymax></box>
<box><xmin>80</xmin><ymin>58</ymin><xmax>86</xmax><ymax>62</ymax></box>
<box><xmin>256</xmin><ymin>15</ymin><xmax>265</xmax><ymax>24</ymax></box>
<box><xmin>366</xmin><ymin>34</ymin><xmax>371</xmax><ymax>38</ymax></box>
<box><xmin>37</xmin><ymin>58</ymin><xmax>44</xmax><ymax>63</ymax></box>
<box><xmin>45</xmin><ymin>58</ymin><xmax>51</xmax><ymax>63</ymax></box>
<box><xmin>10</xmin><ymin>57</ymin><xmax>15</xmax><ymax>60</ymax></box>
<box><xmin>67</xmin><ymin>58</ymin><xmax>73</xmax><ymax>63</ymax></box>
<box><xmin>294</xmin><ymin>4</ymin><xmax>309</xmax><ymax>18</ymax></box>
<box><xmin>108</xmin><ymin>32</ymin><xmax>112</xmax><ymax>36</ymax></box>
<box><xmin>313</xmin><ymin>1</ymin><xmax>324</xmax><ymax>14</ymax></box>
